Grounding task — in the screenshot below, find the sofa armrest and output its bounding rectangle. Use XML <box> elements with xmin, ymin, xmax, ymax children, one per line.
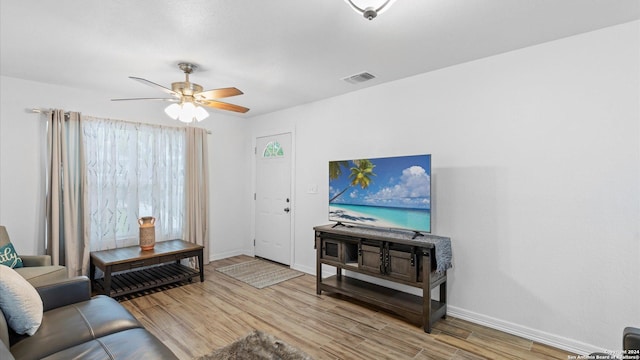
<box><xmin>0</xmin><ymin>339</ymin><xmax>15</xmax><ymax>360</ymax></box>
<box><xmin>20</xmin><ymin>255</ymin><xmax>52</xmax><ymax>267</ymax></box>
<box><xmin>36</xmin><ymin>276</ymin><xmax>91</xmax><ymax>311</ymax></box>
<box><xmin>0</xmin><ymin>310</ymin><xmax>11</xmax><ymax>356</ymax></box>
<box><xmin>624</xmin><ymin>327</ymin><xmax>640</xmax><ymax>351</ymax></box>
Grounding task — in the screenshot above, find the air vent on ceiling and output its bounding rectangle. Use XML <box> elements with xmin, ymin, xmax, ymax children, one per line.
<box><xmin>342</xmin><ymin>71</ymin><xmax>376</xmax><ymax>84</ymax></box>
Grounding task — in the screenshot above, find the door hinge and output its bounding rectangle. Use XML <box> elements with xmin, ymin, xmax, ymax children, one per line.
<box><xmin>254</xmin><ymin>147</ymin><xmax>257</xmax><ymax>154</ymax></box>
<box><xmin>253</xmin><ymin>239</ymin><xmax>256</xmax><ymax>246</ymax></box>
<box><xmin>254</xmin><ymin>193</ymin><xmax>256</xmax><ymax>200</ymax></box>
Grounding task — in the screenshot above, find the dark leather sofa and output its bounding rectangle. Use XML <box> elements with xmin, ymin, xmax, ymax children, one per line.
<box><xmin>0</xmin><ymin>276</ymin><xmax>178</xmax><ymax>360</ymax></box>
<box><xmin>624</xmin><ymin>327</ymin><xmax>640</xmax><ymax>352</ymax></box>
<box><xmin>590</xmin><ymin>327</ymin><xmax>640</xmax><ymax>359</ymax></box>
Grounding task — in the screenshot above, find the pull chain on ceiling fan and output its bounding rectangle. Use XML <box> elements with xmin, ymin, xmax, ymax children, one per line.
<box><xmin>112</xmin><ymin>62</ymin><xmax>249</xmax><ymax>123</ymax></box>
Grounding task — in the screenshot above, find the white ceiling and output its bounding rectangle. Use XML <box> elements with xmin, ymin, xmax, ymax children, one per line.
<box><xmin>1</xmin><ymin>0</ymin><xmax>638</xmax><ymax>117</ymax></box>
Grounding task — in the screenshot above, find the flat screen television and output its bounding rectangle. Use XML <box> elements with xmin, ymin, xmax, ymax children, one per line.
<box><xmin>329</xmin><ymin>154</ymin><xmax>431</xmax><ymax>234</ymax></box>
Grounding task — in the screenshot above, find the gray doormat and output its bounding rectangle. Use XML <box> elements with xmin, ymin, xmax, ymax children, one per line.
<box><xmin>215</xmin><ymin>259</ymin><xmax>304</xmax><ymax>289</ymax></box>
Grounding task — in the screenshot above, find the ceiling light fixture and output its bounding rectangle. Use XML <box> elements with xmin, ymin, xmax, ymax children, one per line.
<box><xmin>113</xmin><ymin>62</ymin><xmax>249</xmax><ymax>119</ymax></box>
<box><xmin>163</xmin><ymin>63</ymin><xmax>210</xmax><ymax>123</ymax></box>
<box><xmin>344</xmin><ymin>0</ymin><xmax>397</xmax><ymax>20</ymax></box>
<box><xmin>164</xmin><ymin>101</ymin><xmax>209</xmax><ymax>123</ymax></box>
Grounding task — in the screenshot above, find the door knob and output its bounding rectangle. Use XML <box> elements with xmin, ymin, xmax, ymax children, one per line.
<box><xmin>284</xmin><ymin>207</ymin><xmax>290</xmax><ymax>213</ymax></box>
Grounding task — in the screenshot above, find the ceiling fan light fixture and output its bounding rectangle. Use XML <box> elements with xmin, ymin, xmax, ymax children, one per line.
<box><xmin>194</xmin><ymin>106</ymin><xmax>209</xmax><ymax>122</ymax></box>
<box><xmin>165</xmin><ymin>101</ymin><xmax>209</xmax><ymax>123</ymax></box>
<box><xmin>164</xmin><ymin>103</ymin><xmax>182</xmax><ymax>120</ymax></box>
<box><xmin>344</xmin><ymin>0</ymin><xmax>397</xmax><ymax>20</ymax></box>
<box><xmin>177</xmin><ymin>102</ymin><xmax>196</xmax><ymax>123</ymax></box>
<box><xmin>114</xmin><ymin>62</ymin><xmax>249</xmax><ymax>117</ymax></box>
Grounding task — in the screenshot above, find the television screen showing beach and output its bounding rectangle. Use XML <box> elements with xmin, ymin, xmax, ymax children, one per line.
<box><xmin>329</xmin><ymin>154</ymin><xmax>431</xmax><ymax>233</ymax></box>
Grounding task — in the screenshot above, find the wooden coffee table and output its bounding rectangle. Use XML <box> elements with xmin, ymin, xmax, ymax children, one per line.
<box><xmin>90</xmin><ymin>239</ymin><xmax>204</xmax><ymax>298</ymax></box>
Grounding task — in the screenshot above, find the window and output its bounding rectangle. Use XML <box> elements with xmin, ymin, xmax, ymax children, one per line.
<box><xmin>83</xmin><ymin>118</ymin><xmax>185</xmax><ymax>250</ymax></box>
<box><xmin>263</xmin><ymin>141</ymin><xmax>284</xmax><ymax>157</ymax></box>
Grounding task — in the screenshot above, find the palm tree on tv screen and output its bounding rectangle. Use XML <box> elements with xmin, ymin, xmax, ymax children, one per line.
<box><xmin>329</xmin><ymin>160</ymin><xmax>349</xmax><ymax>181</ymax></box>
<box><xmin>329</xmin><ymin>159</ymin><xmax>376</xmax><ymax>203</ymax></box>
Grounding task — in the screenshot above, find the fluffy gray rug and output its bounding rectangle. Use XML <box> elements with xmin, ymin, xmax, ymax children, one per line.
<box><xmin>195</xmin><ymin>330</ymin><xmax>313</xmax><ymax>360</ymax></box>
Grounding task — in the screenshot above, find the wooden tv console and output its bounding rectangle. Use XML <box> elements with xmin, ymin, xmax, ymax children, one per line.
<box><xmin>314</xmin><ymin>224</ymin><xmax>450</xmax><ymax>333</ymax></box>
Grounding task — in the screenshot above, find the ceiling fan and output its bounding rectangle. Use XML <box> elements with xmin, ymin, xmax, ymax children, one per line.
<box><xmin>112</xmin><ymin>62</ymin><xmax>249</xmax><ymax>122</ymax></box>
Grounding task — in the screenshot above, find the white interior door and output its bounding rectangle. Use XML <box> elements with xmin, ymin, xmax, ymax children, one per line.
<box><xmin>255</xmin><ymin>133</ymin><xmax>292</xmax><ymax>265</ymax></box>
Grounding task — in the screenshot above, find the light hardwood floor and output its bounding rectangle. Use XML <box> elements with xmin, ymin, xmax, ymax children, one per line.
<box><xmin>119</xmin><ymin>255</ymin><xmax>575</xmax><ymax>360</ymax></box>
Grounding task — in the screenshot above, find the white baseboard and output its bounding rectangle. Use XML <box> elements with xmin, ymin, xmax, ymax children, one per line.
<box><xmin>447</xmin><ymin>305</ymin><xmax>600</xmax><ymax>356</ymax></box>
<box><xmin>210</xmin><ymin>249</ymin><xmax>247</xmax><ymax>261</ymax></box>
<box><xmin>291</xmin><ymin>263</ymin><xmax>315</xmax><ymax>275</ymax></box>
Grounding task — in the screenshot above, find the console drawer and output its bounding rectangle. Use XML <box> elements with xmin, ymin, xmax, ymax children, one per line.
<box><xmin>388</xmin><ymin>247</ymin><xmax>417</xmax><ymax>282</ymax></box>
<box><xmin>111</xmin><ymin>257</ymin><xmax>159</xmax><ymax>272</ymax></box>
<box><xmin>320</xmin><ymin>239</ymin><xmax>342</xmax><ymax>262</ymax></box>
<box><xmin>159</xmin><ymin>250</ymin><xmax>201</xmax><ymax>263</ymax></box>
<box><xmin>359</xmin><ymin>242</ymin><xmax>382</xmax><ymax>273</ymax></box>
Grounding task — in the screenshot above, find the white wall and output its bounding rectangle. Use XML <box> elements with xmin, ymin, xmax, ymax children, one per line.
<box><xmin>248</xmin><ymin>21</ymin><xmax>640</xmax><ymax>353</ymax></box>
<box><xmin>0</xmin><ymin>76</ymin><xmax>251</xmax><ymax>261</ymax></box>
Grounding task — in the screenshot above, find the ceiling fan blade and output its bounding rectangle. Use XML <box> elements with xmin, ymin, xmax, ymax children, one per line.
<box><xmin>197</xmin><ymin>99</ymin><xmax>250</xmax><ymax>113</ymax></box>
<box><xmin>111</xmin><ymin>97</ymin><xmax>178</xmax><ymax>102</ymax></box>
<box><xmin>129</xmin><ymin>76</ymin><xmax>180</xmax><ymax>98</ymax></box>
<box><xmin>196</xmin><ymin>87</ymin><xmax>243</xmax><ymax>100</ymax></box>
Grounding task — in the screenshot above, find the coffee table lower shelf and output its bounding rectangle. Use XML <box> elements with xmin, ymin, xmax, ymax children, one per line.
<box><xmin>93</xmin><ymin>263</ymin><xmax>200</xmax><ymax>298</ymax></box>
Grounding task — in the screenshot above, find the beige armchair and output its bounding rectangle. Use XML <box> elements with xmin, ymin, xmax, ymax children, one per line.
<box><xmin>0</xmin><ymin>226</ymin><xmax>67</xmax><ymax>287</ymax></box>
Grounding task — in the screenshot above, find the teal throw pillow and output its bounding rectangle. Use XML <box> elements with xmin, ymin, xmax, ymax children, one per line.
<box><xmin>0</xmin><ymin>242</ymin><xmax>23</xmax><ymax>268</ymax></box>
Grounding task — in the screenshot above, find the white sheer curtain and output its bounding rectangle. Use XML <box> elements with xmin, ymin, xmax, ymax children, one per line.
<box><xmin>83</xmin><ymin>117</ymin><xmax>185</xmax><ymax>251</ymax></box>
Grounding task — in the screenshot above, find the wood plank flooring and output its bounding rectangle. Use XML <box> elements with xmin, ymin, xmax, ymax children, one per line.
<box><xmin>119</xmin><ymin>255</ymin><xmax>575</xmax><ymax>360</ymax></box>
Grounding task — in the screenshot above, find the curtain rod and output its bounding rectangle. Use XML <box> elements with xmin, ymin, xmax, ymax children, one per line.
<box><xmin>31</xmin><ymin>108</ymin><xmax>71</xmax><ymax>115</ymax></box>
<box><xmin>30</xmin><ymin>108</ymin><xmax>212</xmax><ymax>134</ymax></box>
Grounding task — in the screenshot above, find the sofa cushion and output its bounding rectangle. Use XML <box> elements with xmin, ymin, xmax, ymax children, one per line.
<box><xmin>9</xmin><ymin>295</ymin><xmax>143</xmax><ymax>360</ymax></box>
<box><xmin>0</xmin><ymin>243</ymin><xmax>23</xmax><ymax>268</ymax></box>
<box><xmin>40</xmin><ymin>328</ymin><xmax>178</xmax><ymax>360</ymax></box>
<box><xmin>0</xmin><ymin>265</ymin><xmax>42</xmax><ymax>336</ymax></box>
<box><xmin>14</xmin><ymin>265</ymin><xmax>67</xmax><ymax>287</ymax></box>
